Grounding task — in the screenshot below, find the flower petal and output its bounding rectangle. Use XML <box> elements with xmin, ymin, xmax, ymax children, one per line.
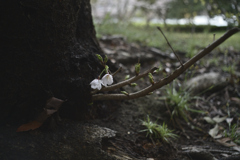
<box><xmin>101</xmin><ymin>74</ymin><xmax>113</xmax><ymax>86</ymax></box>
<box><xmin>90</xmin><ymin>79</ymin><xmax>102</xmax><ymax>90</ymax></box>
<box><xmin>226</xmin><ymin>118</ymin><xmax>233</xmax><ymax>124</ymax></box>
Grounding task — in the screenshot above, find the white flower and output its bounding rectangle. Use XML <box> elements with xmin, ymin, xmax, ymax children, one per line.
<box><xmin>226</xmin><ymin>118</ymin><xmax>233</xmax><ymax>124</ymax></box>
<box><xmin>101</xmin><ymin>74</ymin><xmax>113</xmax><ymax>86</ymax></box>
<box><xmin>90</xmin><ymin>79</ymin><xmax>102</xmax><ymax>90</ymax></box>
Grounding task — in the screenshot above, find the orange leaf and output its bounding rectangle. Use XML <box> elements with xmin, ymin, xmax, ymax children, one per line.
<box><xmin>16</xmin><ymin>121</ymin><xmax>42</xmax><ymax>132</ymax></box>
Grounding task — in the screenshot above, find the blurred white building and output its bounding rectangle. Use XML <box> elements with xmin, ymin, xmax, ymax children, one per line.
<box><xmin>91</xmin><ymin>0</ymin><xmax>228</xmax><ymax>26</ymax></box>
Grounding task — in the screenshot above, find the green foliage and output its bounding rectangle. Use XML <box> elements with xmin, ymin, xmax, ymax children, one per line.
<box><xmin>207</xmin><ymin>56</ymin><xmax>220</xmax><ymax>66</ymax></box>
<box><xmin>222</xmin><ymin>63</ymin><xmax>237</xmax><ymax>75</ymax></box>
<box><xmin>137</xmin><ymin>0</ymin><xmax>157</xmax><ymax>5</ymax></box>
<box><xmin>165</xmin><ymin>0</ymin><xmax>240</xmax><ymax>26</ymax></box>
<box><xmin>186</xmin><ymin>44</ymin><xmax>199</xmax><ymax>58</ymax></box>
<box><xmin>165</xmin><ymin>0</ymin><xmax>205</xmax><ymax>20</ymax></box>
<box><xmin>202</xmin><ymin>0</ymin><xmax>240</xmax><ymax>26</ymax></box>
<box><xmin>163</xmin><ymin>81</ymin><xmax>204</xmax><ymax>122</ymax></box>
<box><xmin>224</xmin><ymin>123</ymin><xmax>240</xmax><ymax>145</ymax></box>
<box><xmin>140</xmin><ymin>115</ymin><xmax>178</xmax><ymax>143</ymax></box>
<box><xmin>95</xmin><ymin>23</ymin><xmax>240</xmax><ymax>53</ymax></box>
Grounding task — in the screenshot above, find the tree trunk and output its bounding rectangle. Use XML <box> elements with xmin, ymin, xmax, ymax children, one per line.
<box><xmin>0</xmin><ymin>0</ymin><xmax>104</xmax><ymax>125</ymax></box>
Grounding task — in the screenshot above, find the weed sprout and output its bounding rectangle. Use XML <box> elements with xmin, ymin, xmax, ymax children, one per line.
<box><xmin>140</xmin><ymin>115</ymin><xmax>178</xmax><ymax>143</ymax></box>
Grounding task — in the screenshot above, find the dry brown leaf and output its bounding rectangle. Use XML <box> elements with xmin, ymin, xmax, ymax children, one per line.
<box><xmin>216</xmin><ymin>137</ymin><xmax>237</xmax><ymax>147</ymax></box>
<box><xmin>17</xmin><ymin>97</ymin><xmax>64</xmax><ymax>132</ymax></box>
<box><xmin>16</xmin><ymin>121</ymin><xmax>42</xmax><ymax>132</ymax></box>
<box><xmin>231</xmin><ymin>97</ymin><xmax>240</xmax><ymax>106</ymax></box>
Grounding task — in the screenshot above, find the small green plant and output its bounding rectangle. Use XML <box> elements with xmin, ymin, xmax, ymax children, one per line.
<box><xmin>186</xmin><ymin>44</ymin><xmax>198</xmax><ymax>58</ymax></box>
<box><xmin>163</xmin><ymin>81</ymin><xmax>204</xmax><ymax>122</ymax></box>
<box><xmin>140</xmin><ymin>115</ymin><xmax>178</xmax><ymax>143</ymax></box>
<box><xmin>207</xmin><ymin>57</ymin><xmax>220</xmax><ymax>66</ymax></box>
<box><xmin>222</xmin><ymin>63</ymin><xmax>237</xmax><ymax>75</ymax></box>
<box><xmin>224</xmin><ymin>123</ymin><xmax>240</xmax><ymax>145</ymax></box>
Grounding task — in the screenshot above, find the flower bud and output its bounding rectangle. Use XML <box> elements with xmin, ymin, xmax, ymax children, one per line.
<box><xmin>148</xmin><ymin>73</ymin><xmax>154</xmax><ymax>85</ymax></box>
<box><xmin>125</xmin><ymin>75</ymin><xmax>130</xmax><ymax>80</ymax></box>
<box><xmin>104</xmin><ymin>55</ymin><xmax>108</xmax><ymax>64</ymax></box>
<box><xmin>121</xmin><ymin>91</ymin><xmax>129</xmax><ymax>96</ymax></box>
<box><xmin>105</xmin><ymin>65</ymin><xmax>109</xmax><ymax>74</ymax></box>
<box><xmin>135</xmin><ymin>63</ymin><xmax>141</xmax><ymax>75</ymax></box>
<box><xmin>154</xmin><ymin>64</ymin><xmax>163</xmax><ymax>73</ymax></box>
<box><xmin>130</xmin><ymin>83</ymin><xmax>137</xmax><ymax>87</ymax></box>
<box><xmin>96</xmin><ymin>54</ymin><xmax>103</xmax><ymax>63</ymax></box>
<box><xmin>88</xmin><ymin>102</ymin><xmax>93</xmax><ymax>105</ymax></box>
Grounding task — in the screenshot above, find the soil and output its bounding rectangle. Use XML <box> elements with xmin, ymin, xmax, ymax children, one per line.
<box><xmin>1</xmin><ymin>35</ymin><xmax>240</xmax><ymax>160</ymax></box>
<box><xmin>90</xmin><ymin>35</ymin><xmax>240</xmax><ymax>160</ymax></box>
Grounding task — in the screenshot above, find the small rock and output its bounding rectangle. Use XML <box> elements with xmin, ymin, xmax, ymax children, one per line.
<box><xmin>184</xmin><ymin>72</ymin><xmax>228</xmax><ymax>94</ymax></box>
<box><xmin>103</xmin><ymin>48</ymin><xmax>116</xmax><ymax>55</ymax></box>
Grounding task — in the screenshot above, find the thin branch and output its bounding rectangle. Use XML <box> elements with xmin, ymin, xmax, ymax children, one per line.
<box><xmin>112</xmin><ymin>67</ymin><xmax>122</xmax><ymax>76</ymax></box>
<box><xmin>91</xmin><ymin>67</ymin><xmax>158</xmax><ymax>94</ymax></box>
<box><xmin>92</xmin><ymin>28</ymin><xmax>240</xmax><ymax>101</ymax></box>
<box><xmin>157</xmin><ymin>27</ymin><xmax>183</xmax><ymax>66</ymax></box>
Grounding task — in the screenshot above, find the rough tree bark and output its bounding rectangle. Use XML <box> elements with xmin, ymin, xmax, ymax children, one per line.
<box><xmin>0</xmin><ymin>0</ymin><xmax>104</xmax><ymax>125</ymax></box>
<box><xmin>0</xmin><ymin>1</ymin><xmax>118</xmax><ymax>159</ymax></box>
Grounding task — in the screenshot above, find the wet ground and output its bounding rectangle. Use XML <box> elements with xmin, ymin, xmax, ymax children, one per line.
<box><xmin>91</xmin><ymin>35</ymin><xmax>240</xmax><ymax>160</ymax></box>
<box><xmin>1</xmin><ymin>35</ymin><xmax>239</xmax><ymax>160</ymax></box>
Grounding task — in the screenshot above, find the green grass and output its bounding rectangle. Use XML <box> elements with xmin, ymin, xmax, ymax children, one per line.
<box><xmin>222</xmin><ymin>62</ymin><xmax>237</xmax><ymax>75</ymax></box>
<box><xmin>224</xmin><ymin>123</ymin><xmax>240</xmax><ymax>145</ymax></box>
<box><xmin>161</xmin><ymin>80</ymin><xmax>206</xmax><ymax>122</ymax></box>
<box><xmin>140</xmin><ymin>115</ymin><xmax>178</xmax><ymax>143</ymax></box>
<box><xmin>95</xmin><ymin>23</ymin><xmax>240</xmax><ymax>53</ymax></box>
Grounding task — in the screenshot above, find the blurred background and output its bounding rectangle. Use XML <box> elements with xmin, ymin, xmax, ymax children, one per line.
<box><xmin>90</xmin><ymin>0</ymin><xmax>240</xmax><ymax>55</ymax></box>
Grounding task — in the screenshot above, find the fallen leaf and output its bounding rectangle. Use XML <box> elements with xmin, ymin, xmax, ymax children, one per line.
<box><xmin>216</xmin><ymin>137</ymin><xmax>237</xmax><ymax>147</ymax></box>
<box><xmin>203</xmin><ymin>116</ymin><xmax>215</xmax><ymax>124</ymax></box>
<box><xmin>209</xmin><ymin>124</ymin><xmax>221</xmax><ymax>138</ymax></box>
<box><xmin>218</xmin><ymin>137</ymin><xmax>232</xmax><ymax>143</ymax></box>
<box><xmin>213</xmin><ymin>115</ymin><xmax>227</xmax><ymax>123</ymax></box>
<box><xmin>17</xmin><ymin>97</ymin><xmax>64</xmax><ymax>132</ymax></box>
<box><xmin>231</xmin><ymin>97</ymin><xmax>240</xmax><ymax>106</ymax></box>
<box><xmin>16</xmin><ymin>121</ymin><xmax>42</xmax><ymax>132</ymax></box>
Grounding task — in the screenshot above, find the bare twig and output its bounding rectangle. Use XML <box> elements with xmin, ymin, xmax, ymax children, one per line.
<box><xmin>92</xmin><ymin>28</ymin><xmax>240</xmax><ymax>101</ymax></box>
<box><xmin>112</xmin><ymin>67</ymin><xmax>122</xmax><ymax>76</ymax></box>
<box><xmin>157</xmin><ymin>27</ymin><xmax>183</xmax><ymax>66</ymax></box>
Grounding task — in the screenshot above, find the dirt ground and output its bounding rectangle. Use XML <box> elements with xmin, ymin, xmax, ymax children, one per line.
<box><xmin>90</xmin><ymin>35</ymin><xmax>240</xmax><ymax>160</ymax></box>
<box><xmin>1</xmin><ymin>34</ymin><xmax>239</xmax><ymax>160</ymax></box>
